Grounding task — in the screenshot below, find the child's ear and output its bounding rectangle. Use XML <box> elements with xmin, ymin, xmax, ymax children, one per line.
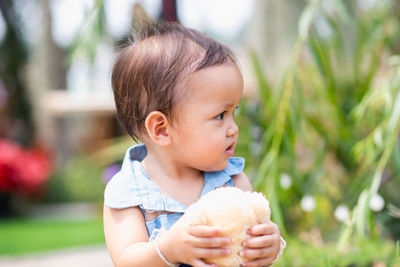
<box><xmin>144</xmin><ymin>111</ymin><xmax>171</xmax><ymax>146</ymax></box>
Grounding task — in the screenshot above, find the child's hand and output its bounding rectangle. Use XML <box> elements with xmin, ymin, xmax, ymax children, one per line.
<box><xmin>158</xmin><ymin>221</ymin><xmax>231</xmax><ymax>267</ymax></box>
<box><xmin>240</xmin><ymin>221</ymin><xmax>281</xmax><ymax>267</ymax></box>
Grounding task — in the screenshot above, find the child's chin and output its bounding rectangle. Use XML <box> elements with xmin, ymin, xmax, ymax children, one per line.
<box><xmin>203</xmin><ymin>161</ymin><xmax>229</xmax><ymax>172</ymax></box>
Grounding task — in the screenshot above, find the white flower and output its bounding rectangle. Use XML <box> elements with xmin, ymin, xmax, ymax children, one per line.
<box><xmin>249</xmin><ymin>142</ymin><xmax>262</xmax><ymax>156</ymax></box>
<box><xmin>334</xmin><ymin>205</ymin><xmax>350</xmax><ymax>222</ymax></box>
<box><xmin>373</xmin><ymin>129</ymin><xmax>383</xmax><ymax>147</ymax></box>
<box><xmin>370</xmin><ymin>194</ymin><xmax>385</xmax><ymax>212</ymax></box>
<box><xmin>249</xmin><ymin>126</ymin><xmax>263</xmax><ymax>140</ymax></box>
<box><xmin>301</xmin><ymin>195</ymin><xmax>316</xmax><ymax>212</ymax></box>
<box><xmin>279</xmin><ymin>173</ymin><xmax>292</xmax><ymax>189</ymax></box>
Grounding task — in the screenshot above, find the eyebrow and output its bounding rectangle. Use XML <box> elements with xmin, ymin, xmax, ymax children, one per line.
<box><xmin>217</xmin><ymin>101</ymin><xmax>240</xmax><ymax>112</ymax></box>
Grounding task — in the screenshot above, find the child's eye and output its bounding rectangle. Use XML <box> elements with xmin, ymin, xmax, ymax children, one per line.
<box><xmin>216</xmin><ymin>112</ymin><xmax>225</xmax><ymax>120</ymax></box>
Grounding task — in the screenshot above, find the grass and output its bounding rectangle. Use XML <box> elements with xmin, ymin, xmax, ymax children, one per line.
<box><xmin>274</xmin><ymin>237</ymin><xmax>400</xmax><ymax>267</ymax></box>
<box><xmin>0</xmin><ymin>218</ymin><xmax>105</xmax><ymax>256</ymax></box>
<box><xmin>274</xmin><ymin>238</ymin><xmax>400</xmax><ymax>267</ymax></box>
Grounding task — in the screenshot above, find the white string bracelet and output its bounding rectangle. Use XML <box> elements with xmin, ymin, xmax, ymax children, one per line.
<box><xmin>154</xmin><ymin>237</ymin><xmax>179</xmax><ymax>267</ymax></box>
<box><xmin>151</xmin><ymin>229</ymin><xmax>180</xmax><ymax>267</ymax></box>
<box><xmin>272</xmin><ymin>236</ymin><xmax>287</xmax><ymax>263</ymax></box>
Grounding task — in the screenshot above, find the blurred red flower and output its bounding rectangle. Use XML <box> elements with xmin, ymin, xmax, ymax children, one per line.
<box><xmin>0</xmin><ymin>140</ymin><xmax>51</xmax><ymax>197</ymax></box>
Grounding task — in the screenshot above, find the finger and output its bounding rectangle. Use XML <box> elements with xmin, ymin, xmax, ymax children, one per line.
<box><xmin>244</xmin><ymin>257</ymin><xmax>274</xmax><ymax>267</ymax></box>
<box><xmin>191</xmin><ymin>258</ymin><xmax>218</xmax><ymax>267</ymax></box>
<box><xmin>243</xmin><ymin>235</ymin><xmax>275</xmax><ymax>248</ymax></box>
<box><xmin>189</xmin><ymin>225</ymin><xmax>223</xmax><ymax>237</ymax></box>
<box><xmin>240</xmin><ymin>247</ymin><xmax>275</xmax><ymax>260</ymax></box>
<box><xmin>194</xmin><ymin>247</ymin><xmax>231</xmax><ymax>259</ymax></box>
<box><xmin>191</xmin><ymin>236</ymin><xmax>231</xmax><ymax>248</ymax></box>
<box><xmin>248</xmin><ymin>222</ymin><xmax>279</xmax><ymax>236</ymax></box>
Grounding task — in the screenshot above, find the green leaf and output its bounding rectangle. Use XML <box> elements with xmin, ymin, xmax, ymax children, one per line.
<box><xmin>298</xmin><ymin>0</ymin><xmax>320</xmax><ymax>41</ymax></box>
<box><xmin>249</xmin><ymin>49</ymin><xmax>271</xmax><ymax>106</ymax></box>
<box><xmin>355</xmin><ymin>189</ymin><xmax>370</xmax><ymax>237</ymax></box>
<box><xmin>331</xmin><ymin>0</ymin><xmax>353</xmax><ymax>26</ymax></box>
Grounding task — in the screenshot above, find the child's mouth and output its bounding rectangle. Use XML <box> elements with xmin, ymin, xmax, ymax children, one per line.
<box><xmin>225</xmin><ymin>144</ymin><xmax>235</xmax><ymax>156</ymax></box>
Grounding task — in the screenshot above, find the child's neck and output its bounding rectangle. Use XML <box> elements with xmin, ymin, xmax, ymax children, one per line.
<box><xmin>141</xmin><ymin>145</ymin><xmax>204</xmax><ymax>206</ymax></box>
<box><xmin>143</xmin><ymin>147</ymin><xmax>202</xmax><ymax>180</ymax></box>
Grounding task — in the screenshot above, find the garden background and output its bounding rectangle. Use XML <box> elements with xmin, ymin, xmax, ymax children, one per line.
<box><xmin>0</xmin><ymin>0</ymin><xmax>400</xmax><ymax>266</ymax></box>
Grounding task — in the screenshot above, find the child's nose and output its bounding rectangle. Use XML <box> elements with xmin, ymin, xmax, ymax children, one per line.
<box><xmin>227</xmin><ymin>122</ymin><xmax>238</xmax><ymax>137</ymax></box>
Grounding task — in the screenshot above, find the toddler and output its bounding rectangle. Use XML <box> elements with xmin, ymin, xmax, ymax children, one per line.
<box><xmin>103</xmin><ymin>22</ymin><xmax>284</xmax><ymax>267</ymax></box>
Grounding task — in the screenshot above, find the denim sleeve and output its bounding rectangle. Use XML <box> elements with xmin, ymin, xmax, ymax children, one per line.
<box><xmin>104</xmin><ymin>170</ymin><xmax>141</xmax><ymax>209</ymax></box>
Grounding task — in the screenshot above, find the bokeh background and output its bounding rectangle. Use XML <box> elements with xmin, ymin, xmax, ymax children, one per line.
<box><xmin>1</xmin><ymin>0</ymin><xmax>400</xmax><ymax>266</ymax></box>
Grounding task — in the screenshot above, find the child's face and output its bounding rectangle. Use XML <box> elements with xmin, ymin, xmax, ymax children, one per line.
<box><xmin>170</xmin><ymin>63</ymin><xmax>243</xmax><ymax>172</ymax></box>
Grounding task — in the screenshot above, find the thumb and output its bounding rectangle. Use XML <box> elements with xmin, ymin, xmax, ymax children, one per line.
<box><xmin>191</xmin><ymin>258</ymin><xmax>217</xmax><ymax>267</ymax></box>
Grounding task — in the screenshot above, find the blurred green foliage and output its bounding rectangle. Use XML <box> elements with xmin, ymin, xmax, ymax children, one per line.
<box><xmin>67</xmin><ymin>0</ymin><xmax>109</xmax><ymax>66</ymax></box>
<box><xmin>0</xmin><ymin>0</ymin><xmax>34</xmax><ymax>145</ymax></box>
<box><xmin>233</xmin><ymin>0</ymin><xmax>400</xmax><ymax>257</ymax></box>
<box><xmin>44</xmin><ymin>156</ymin><xmax>105</xmax><ymax>203</ymax></box>
<box><xmin>273</xmin><ymin>237</ymin><xmax>400</xmax><ymax>267</ymax></box>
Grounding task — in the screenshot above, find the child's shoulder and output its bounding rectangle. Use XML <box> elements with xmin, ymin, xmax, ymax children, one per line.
<box><xmin>104</xmin><ymin>144</ymin><xmax>146</xmax><ymax>209</ymax></box>
<box><xmin>104</xmin><ymin>167</ymin><xmax>142</xmax><ymax>209</ymax></box>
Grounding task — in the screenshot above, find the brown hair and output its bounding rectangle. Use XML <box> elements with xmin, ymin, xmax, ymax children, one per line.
<box><xmin>111</xmin><ymin>22</ymin><xmax>236</xmax><ymax>141</ymax></box>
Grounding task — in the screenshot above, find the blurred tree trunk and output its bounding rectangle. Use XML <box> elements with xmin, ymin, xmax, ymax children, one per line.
<box><xmin>0</xmin><ymin>0</ymin><xmax>33</xmax><ymax>145</ymax></box>
<box><xmin>161</xmin><ymin>0</ymin><xmax>178</xmax><ymax>22</ymax></box>
<box><xmin>27</xmin><ymin>0</ymin><xmax>66</xmax><ymax>91</ymax></box>
<box><xmin>26</xmin><ymin>0</ymin><xmax>66</xmax><ymax>148</ymax></box>
<box><xmin>247</xmin><ymin>0</ymin><xmax>306</xmax><ymax>78</ymax></box>
<box><xmin>41</xmin><ymin>0</ymin><xmax>67</xmax><ymax>90</ymax></box>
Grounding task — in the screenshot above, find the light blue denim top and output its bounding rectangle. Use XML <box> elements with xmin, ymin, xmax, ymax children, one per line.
<box><xmin>104</xmin><ymin>144</ymin><xmax>245</xmax><ymax>240</ymax></box>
